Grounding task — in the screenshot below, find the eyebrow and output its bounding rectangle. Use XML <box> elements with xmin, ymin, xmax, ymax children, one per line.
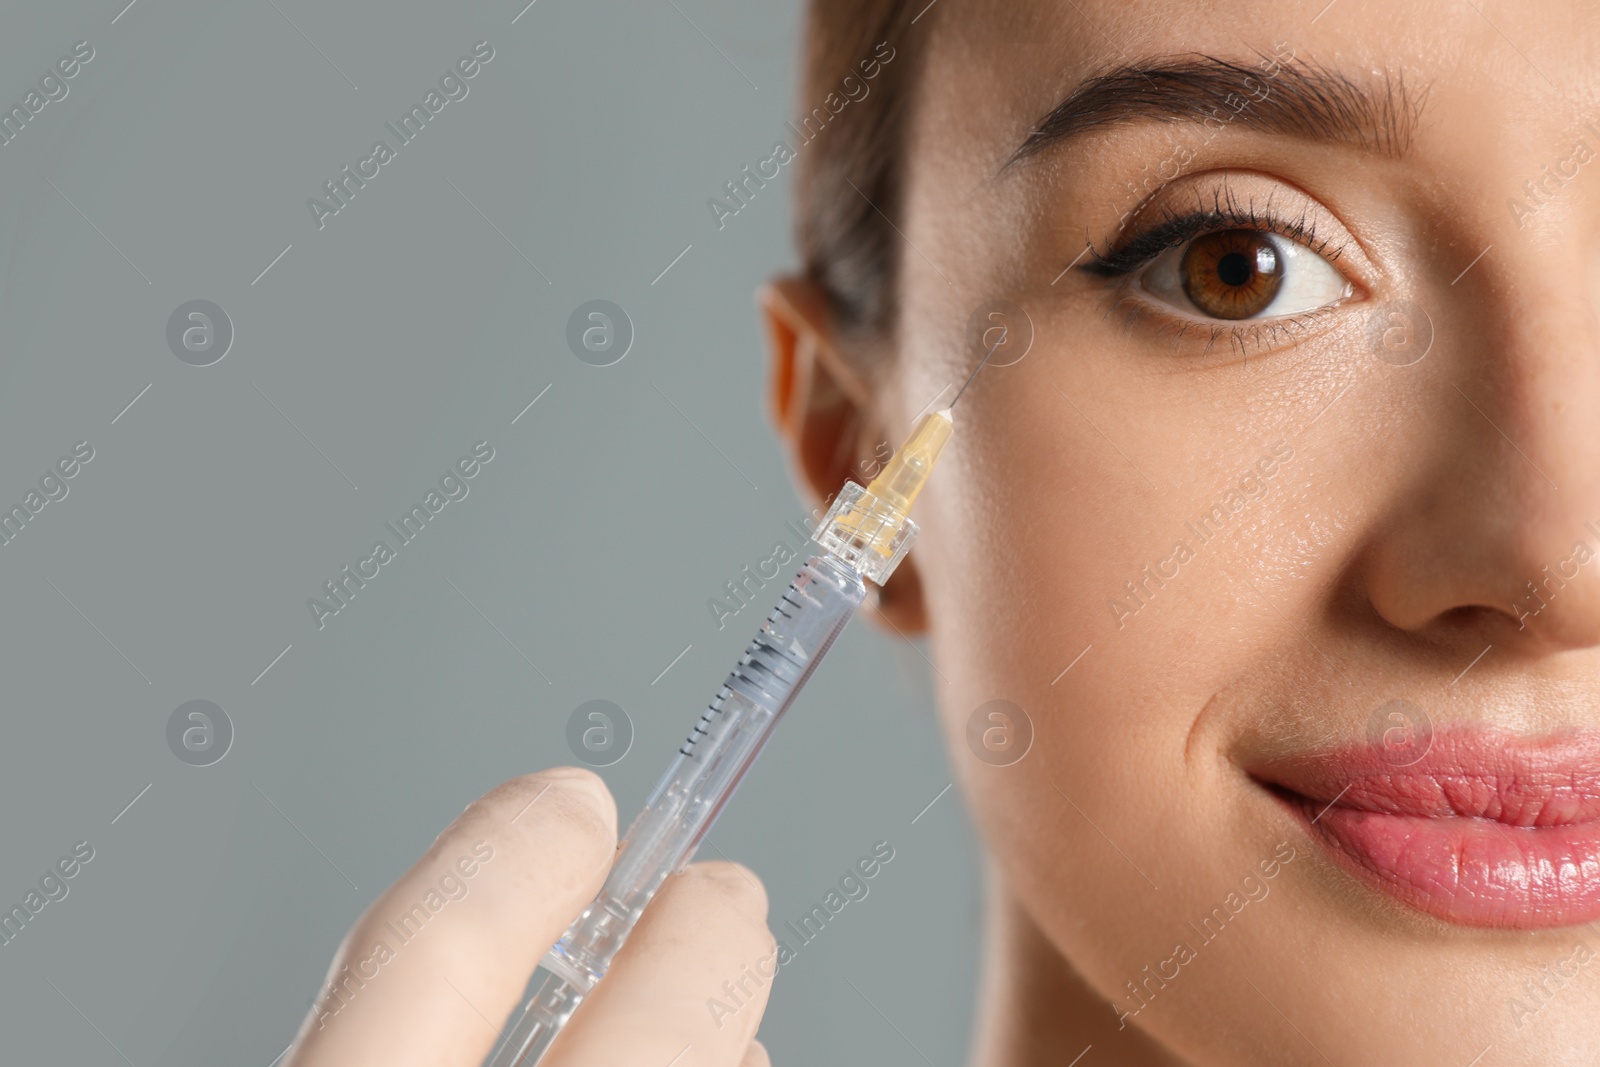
<box><xmin>1010</xmin><ymin>53</ymin><xmax>1426</xmax><ymax>165</ymax></box>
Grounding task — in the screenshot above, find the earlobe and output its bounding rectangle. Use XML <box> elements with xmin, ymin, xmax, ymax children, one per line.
<box><xmin>868</xmin><ymin>538</ymin><xmax>927</xmax><ymax>633</ymax></box>
<box><xmin>758</xmin><ymin>275</ymin><xmax>928</xmax><ymax>635</ymax></box>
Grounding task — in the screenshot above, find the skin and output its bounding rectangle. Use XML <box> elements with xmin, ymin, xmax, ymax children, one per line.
<box><xmin>293</xmin><ymin>2</ymin><xmax>1600</xmax><ymax>1064</ymax></box>
<box><xmin>770</xmin><ymin>0</ymin><xmax>1600</xmax><ymax>1064</ymax></box>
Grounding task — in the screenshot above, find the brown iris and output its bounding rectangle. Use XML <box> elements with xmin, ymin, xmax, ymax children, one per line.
<box><xmin>1178</xmin><ymin>230</ymin><xmax>1283</xmax><ymax>319</ymax></box>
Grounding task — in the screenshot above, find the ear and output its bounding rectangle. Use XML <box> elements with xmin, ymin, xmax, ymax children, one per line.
<box><xmin>759</xmin><ymin>275</ymin><xmax>928</xmax><ymax>634</ymax></box>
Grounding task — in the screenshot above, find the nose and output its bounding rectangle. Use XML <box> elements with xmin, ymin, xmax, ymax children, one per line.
<box><xmin>1359</xmin><ymin>242</ymin><xmax>1600</xmax><ymax>655</ymax></box>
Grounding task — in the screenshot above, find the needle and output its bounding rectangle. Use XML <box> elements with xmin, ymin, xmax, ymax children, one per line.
<box><xmin>950</xmin><ymin>326</ymin><xmax>1005</xmax><ymax>410</ymax></box>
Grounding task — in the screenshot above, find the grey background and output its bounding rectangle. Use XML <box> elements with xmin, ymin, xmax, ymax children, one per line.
<box><xmin>0</xmin><ymin>1</ymin><xmax>980</xmax><ymax>1064</ymax></box>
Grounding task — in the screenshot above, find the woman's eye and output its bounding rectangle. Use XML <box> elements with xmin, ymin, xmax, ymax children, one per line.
<box><xmin>1138</xmin><ymin>228</ymin><xmax>1352</xmax><ymax>321</ymax></box>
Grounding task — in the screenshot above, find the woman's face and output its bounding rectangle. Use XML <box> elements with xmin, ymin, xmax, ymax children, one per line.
<box><xmin>876</xmin><ymin>0</ymin><xmax>1600</xmax><ymax>1062</ymax></box>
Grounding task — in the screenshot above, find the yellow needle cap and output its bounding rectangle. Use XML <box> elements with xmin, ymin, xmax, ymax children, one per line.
<box><xmin>865</xmin><ymin>408</ymin><xmax>955</xmax><ymax>515</ymax></box>
<box><xmin>814</xmin><ymin>409</ymin><xmax>955</xmax><ymax>585</ymax></box>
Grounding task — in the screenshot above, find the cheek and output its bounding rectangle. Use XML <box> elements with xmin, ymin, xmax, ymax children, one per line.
<box><xmin>906</xmin><ymin>349</ymin><xmax>1310</xmax><ymax>1007</ymax></box>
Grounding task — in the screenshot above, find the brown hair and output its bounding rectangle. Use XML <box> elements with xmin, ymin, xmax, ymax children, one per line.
<box><xmin>794</xmin><ymin>0</ymin><xmax>932</xmax><ymax>341</ymax></box>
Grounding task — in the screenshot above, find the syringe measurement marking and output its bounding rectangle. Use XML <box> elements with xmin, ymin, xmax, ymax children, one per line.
<box><xmin>679</xmin><ymin>644</ymin><xmax>802</xmax><ymax>757</ymax></box>
<box><xmin>679</xmin><ymin>574</ymin><xmax>817</xmax><ymax>758</ymax></box>
<box><xmin>682</xmin><ymin>685</ymin><xmax>739</xmax><ymax>757</ymax></box>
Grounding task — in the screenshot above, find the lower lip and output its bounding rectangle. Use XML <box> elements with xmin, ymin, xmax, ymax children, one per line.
<box><xmin>1277</xmin><ymin>790</ymin><xmax>1600</xmax><ymax>930</ymax></box>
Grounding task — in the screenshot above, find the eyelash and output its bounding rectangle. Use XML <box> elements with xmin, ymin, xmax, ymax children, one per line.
<box><xmin>1074</xmin><ymin>187</ymin><xmax>1353</xmax><ymax>360</ymax></box>
<box><xmin>1081</xmin><ymin>186</ymin><xmax>1347</xmax><ymax>279</ymax></box>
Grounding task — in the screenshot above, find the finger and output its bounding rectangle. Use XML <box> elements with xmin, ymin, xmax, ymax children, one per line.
<box><xmin>740</xmin><ymin>1038</ymin><xmax>772</xmax><ymax>1067</ymax></box>
<box><xmin>546</xmin><ymin>861</ymin><xmax>777</xmax><ymax>1067</ymax></box>
<box><xmin>285</xmin><ymin>767</ymin><xmax>618</xmax><ymax>1067</ymax></box>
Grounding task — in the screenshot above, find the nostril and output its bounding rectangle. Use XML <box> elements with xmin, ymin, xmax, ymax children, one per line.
<box><xmin>1438</xmin><ymin>605</ymin><xmax>1505</xmax><ymax>629</ymax></box>
<box><xmin>1394</xmin><ymin>602</ymin><xmax>1521</xmax><ymax>652</ymax></box>
<box><xmin>1431</xmin><ymin>594</ymin><xmax>1600</xmax><ymax>655</ymax></box>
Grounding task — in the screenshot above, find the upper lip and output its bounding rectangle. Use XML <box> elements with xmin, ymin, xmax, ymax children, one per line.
<box><xmin>1247</xmin><ymin>728</ymin><xmax>1600</xmax><ymax>827</ymax></box>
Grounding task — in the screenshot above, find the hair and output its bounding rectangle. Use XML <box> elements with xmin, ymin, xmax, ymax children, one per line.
<box><xmin>794</xmin><ymin>0</ymin><xmax>932</xmax><ymax>342</ymax></box>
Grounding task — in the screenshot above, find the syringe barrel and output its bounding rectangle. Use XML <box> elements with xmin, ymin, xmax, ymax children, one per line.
<box><xmin>484</xmin><ymin>553</ymin><xmax>866</xmax><ymax>1067</ymax></box>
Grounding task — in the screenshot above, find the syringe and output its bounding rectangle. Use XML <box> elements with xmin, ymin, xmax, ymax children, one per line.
<box><xmin>482</xmin><ymin>404</ymin><xmax>958</xmax><ymax>1067</ymax></box>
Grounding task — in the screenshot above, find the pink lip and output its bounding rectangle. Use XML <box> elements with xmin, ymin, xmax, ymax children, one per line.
<box><xmin>1250</xmin><ymin>728</ymin><xmax>1600</xmax><ymax>929</ymax></box>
